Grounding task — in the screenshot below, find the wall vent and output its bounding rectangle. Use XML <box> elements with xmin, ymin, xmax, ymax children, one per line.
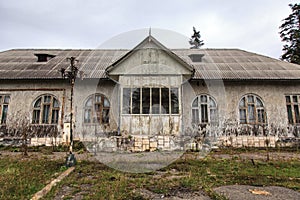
<box><xmin>34</xmin><ymin>53</ymin><xmax>56</xmax><ymax>62</ymax></box>
<box><xmin>188</xmin><ymin>54</ymin><xmax>204</xmax><ymax>62</ymax></box>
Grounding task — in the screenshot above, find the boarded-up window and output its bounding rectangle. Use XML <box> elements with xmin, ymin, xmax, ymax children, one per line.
<box><xmin>239</xmin><ymin>94</ymin><xmax>266</xmax><ymax>124</ymax></box>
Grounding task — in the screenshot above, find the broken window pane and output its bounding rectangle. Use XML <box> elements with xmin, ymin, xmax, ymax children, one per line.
<box><xmin>201</xmin><ymin>104</ymin><xmax>208</xmax><ymax>123</ymax></box>
<box><xmin>122</xmin><ymin>88</ymin><xmax>131</xmax><ymax>114</ymax></box>
<box><xmin>1</xmin><ymin>105</ymin><xmax>8</xmax><ymax>124</ymax></box>
<box><xmin>142</xmin><ymin>88</ymin><xmax>150</xmax><ymax>114</ymax></box>
<box><xmin>161</xmin><ymin>88</ymin><xmax>169</xmax><ymax>114</ymax></box>
<box><xmin>152</xmin><ymin>88</ymin><xmax>160</xmax><ymax>114</ymax></box>
<box><xmin>132</xmin><ymin>88</ymin><xmax>141</xmax><ymax>114</ymax></box>
<box><xmin>294</xmin><ymin>105</ymin><xmax>300</xmax><ymax>123</ymax></box>
<box><xmin>171</xmin><ymin>88</ymin><xmax>179</xmax><ymax>114</ymax></box>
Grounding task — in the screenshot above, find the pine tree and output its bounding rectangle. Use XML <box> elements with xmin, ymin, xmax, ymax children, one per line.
<box><xmin>279</xmin><ymin>3</ymin><xmax>300</xmax><ymax>64</ymax></box>
<box><xmin>189</xmin><ymin>27</ymin><xmax>204</xmax><ymax>49</ymax></box>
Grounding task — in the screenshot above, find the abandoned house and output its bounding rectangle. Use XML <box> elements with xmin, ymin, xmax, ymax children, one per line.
<box><xmin>0</xmin><ymin>35</ymin><xmax>300</xmax><ymax>151</ymax></box>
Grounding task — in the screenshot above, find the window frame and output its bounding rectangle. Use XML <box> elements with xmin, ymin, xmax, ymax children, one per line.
<box><xmin>0</xmin><ymin>94</ymin><xmax>10</xmax><ymax>124</ymax></box>
<box><xmin>238</xmin><ymin>94</ymin><xmax>266</xmax><ymax>125</ymax></box>
<box><xmin>191</xmin><ymin>94</ymin><xmax>218</xmax><ymax>125</ymax></box>
<box><xmin>122</xmin><ymin>87</ymin><xmax>180</xmax><ymax>115</ymax></box>
<box><xmin>83</xmin><ymin>93</ymin><xmax>110</xmax><ymax>125</ymax></box>
<box><xmin>32</xmin><ymin>94</ymin><xmax>60</xmax><ymax>125</ymax></box>
<box><xmin>286</xmin><ymin>94</ymin><xmax>300</xmax><ymax>125</ymax></box>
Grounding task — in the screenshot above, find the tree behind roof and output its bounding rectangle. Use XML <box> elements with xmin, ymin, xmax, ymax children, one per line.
<box><xmin>279</xmin><ymin>3</ymin><xmax>300</xmax><ymax>65</ymax></box>
<box><xmin>189</xmin><ymin>27</ymin><xmax>204</xmax><ymax>49</ymax></box>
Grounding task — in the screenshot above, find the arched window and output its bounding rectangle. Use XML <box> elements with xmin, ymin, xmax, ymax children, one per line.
<box><xmin>191</xmin><ymin>94</ymin><xmax>217</xmax><ymax>125</ymax></box>
<box><xmin>32</xmin><ymin>95</ymin><xmax>60</xmax><ymax>124</ymax></box>
<box><xmin>239</xmin><ymin>94</ymin><xmax>266</xmax><ymax>124</ymax></box>
<box><xmin>84</xmin><ymin>94</ymin><xmax>110</xmax><ymax>124</ymax></box>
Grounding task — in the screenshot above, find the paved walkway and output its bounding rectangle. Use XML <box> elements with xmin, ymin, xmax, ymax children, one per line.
<box><xmin>214</xmin><ymin>185</ymin><xmax>300</xmax><ymax>200</ymax></box>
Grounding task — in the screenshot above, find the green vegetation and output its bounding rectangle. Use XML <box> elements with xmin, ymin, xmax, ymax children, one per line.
<box><xmin>0</xmin><ymin>148</ymin><xmax>299</xmax><ymax>200</ymax></box>
<box><xmin>0</xmin><ymin>155</ymin><xmax>64</xmax><ymax>200</ymax></box>
<box><xmin>43</xmin><ymin>149</ymin><xmax>300</xmax><ymax>200</ymax></box>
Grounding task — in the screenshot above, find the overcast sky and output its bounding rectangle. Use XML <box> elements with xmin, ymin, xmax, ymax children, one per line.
<box><xmin>0</xmin><ymin>0</ymin><xmax>299</xmax><ymax>59</ymax></box>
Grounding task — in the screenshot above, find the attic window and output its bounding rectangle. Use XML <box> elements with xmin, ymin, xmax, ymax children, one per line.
<box><xmin>34</xmin><ymin>53</ymin><xmax>56</xmax><ymax>62</ymax></box>
<box><xmin>188</xmin><ymin>54</ymin><xmax>204</xmax><ymax>62</ymax></box>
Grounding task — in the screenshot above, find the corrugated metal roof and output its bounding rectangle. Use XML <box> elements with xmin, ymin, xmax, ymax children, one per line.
<box><xmin>0</xmin><ymin>48</ymin><xmax>300</xmax><ymax>80</ymax></box>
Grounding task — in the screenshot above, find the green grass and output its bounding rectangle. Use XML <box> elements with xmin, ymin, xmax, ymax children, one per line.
<box><xmin>0</xmin><ymin>155</ymin><xmax>65</xmax><ymax>200</ymax></box>
<box><xmin>43</xmin><ymin>150</ymin><xmax>300</xmax><ymax>200</ymax></box>
<box><xmin>0</xmin><ymin>148</ymin><xmax>299</xmax><ymax>200</ymax></box>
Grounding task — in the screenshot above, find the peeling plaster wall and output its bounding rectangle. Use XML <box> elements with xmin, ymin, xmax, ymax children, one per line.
<box><xmin>0</xmin><ymin>79</ymin><xmax>70</xmax><ymax>136</ymax></box>
<box><xmin>183</xmin><ymin>80</ymin><xmax>300</xmax><ymax>129</ymax></box>
<box><xmin>73</xmin><ymin>79</ymin><xmax>119</xmax><ymax>140</ymax></box>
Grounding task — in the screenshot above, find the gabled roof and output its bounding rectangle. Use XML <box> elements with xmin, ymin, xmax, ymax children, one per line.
<box><xmin>0</xmin><ymin>42</ymin><xmax>300</xmax><ymax>80</ymax></box>
<box><xmin>105</xmin><ymin>35</ymin><xmax>194</xmax><ymax>74</ymax></box>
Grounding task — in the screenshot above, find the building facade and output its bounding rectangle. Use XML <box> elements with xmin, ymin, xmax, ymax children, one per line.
<box><xmin>1</xmin><ymin>35</ymin><xmax>300</xmax><ymax>150</ymax></box>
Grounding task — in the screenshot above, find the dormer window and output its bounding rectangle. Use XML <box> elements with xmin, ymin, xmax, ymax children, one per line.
<box><xmin>188</xmin><ymin>54</ymin><xmax>204</xmax><ymax>62</ymax></box>
<box><xmin>34</xmin><ymin>53</ymin><xmax>56</xmax><ymax>62</ymax></box>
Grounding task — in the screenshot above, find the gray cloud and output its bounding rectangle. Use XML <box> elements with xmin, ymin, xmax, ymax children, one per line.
<box><xmin>0</xmin><ymin>0</ymin><xmax>299</xmax><ymax>59</ymax></box>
